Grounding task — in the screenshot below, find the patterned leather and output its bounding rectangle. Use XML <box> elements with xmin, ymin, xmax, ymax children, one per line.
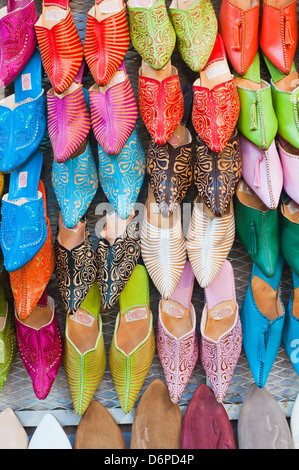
<box><xmin>278</xmin><ymin>137</ymin><xmax>299</xmax><ymax>206</ymax></box>
<box><xmin>147</xmin><ymin>130</ymin><xmax>193</xmax><ymax>217</ymax></box>
<box><xmin>47</xmin><ymin>85</ymin><xmax>91</xmax><ymax>163</ymax></box>
<box><xmin>0</xmin><ymin>90</ymin><xmax>47</xmax><ymax>173</ymax></box>
<box><xmin>63</xmin><ymin>281</ymin><xmax>106</xmax><ymax>416</ymax></box>
<box><xmin>0</xmin><ymin>192</ymin><xmax>48</xmax><ymax>272</ymax></box>
<box><xmin>157</xmin><ymin>261</ymin><xmax>199</xmax><ymax>404</ymax></box>
<box><xmin>84</xmin><ymin>4</ymin><xmax>130</xmax><ymax>86</ymax></box>
<box><xmin>192</xmin><ymin>79</ymin><xmax>240</xmax><ymax>154</ymax></box>
<box><xmin>186</xmin><ymin>198</ymin><xmax>235</xmax><ymax>288</ymax></box>
<box><xmin>138</xmin><ymin>66</ymin><xmax>184</xmax><ymax>146</ymax></box>
<box><xmin>96</xmin><ymin>218</ymin><xmax>141</xmax><ymax>310</ymax></box>
<box><xmin>0</xmin><ymin>0</ymin><xmax>37</xmax><ymax>87</ymax></box>
<box><xmin>170</xmin><ymin>0</ymin><xmax>217</xmax><ymax>72</ymax></box>
<box><xmin>89</xmin><ymin>61</ymin><xmax>137</xmax><ymax>155</ymax></box>
<box><xmin>200</xmin><ymin>260</ymin><xmax>242</xmax><ymax>403</ymax></box>
<box><xmin>52</xmin><ymin>141</ymin><xmax>98</xmax><ymax>229</ymax></box>
<box><xmin>194</xmin><ymin>128</ymin><xmax>242</xmax><ymax>217</ymax></box>
<box><xmin>141</xmin><ymin>204</ymin><xmax>187</xmax><ymax>299</ymax></box>
<box><xmin>108</xmin><ymin>265</ymin><xmax>155</xmax><ymax>414</ymax></box>
<box><xmin>54</xmin><ymin>224</ymin><xmax>97</xmax><ymax>315</ymax></box>
<box><xmin>127</xmin><ymin>0</ymin><xmax>176</xmax><ymax>70</ymax></box>
<box><xmin>35</xmin><ymin>9</ymin><xmax>84</xmax><ymax>93</ymax></box>
<box><xmin>14</xmin><ymin>296</ymin><xmax>64</xmax><ymax>400</ymax></box>
<box><xmin>0</xmin><ymin>292</ymin><xmax>16</xmax><ymax>393</ymax></box>
<box><xmin>98</xmin><ymin>127</ymin><xmax>145</xmax><ymax>220</ymax></box>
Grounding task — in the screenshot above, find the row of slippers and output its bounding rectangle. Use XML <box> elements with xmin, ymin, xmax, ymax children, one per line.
<box><xmin>1</xmin><ymin>379</ymin><xmax>299</xmax><ymax>449</ymax></box>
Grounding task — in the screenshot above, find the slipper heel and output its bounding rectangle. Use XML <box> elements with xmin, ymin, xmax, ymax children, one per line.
<box><xmin>8</xmin><ymin>149</ymin><xmax>43</xmax><ymax>201</ymax></box>
<box><xmin>14</xmin><ymin>48</ymin><xmax>43</xmax><ymax>104</ymax></box>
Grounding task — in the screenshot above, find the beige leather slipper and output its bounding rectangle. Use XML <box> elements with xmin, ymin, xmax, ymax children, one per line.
<box><xmin>130</xmin><ymin>379</ymin><xmax>182</xmax><ymax>449</ymax></box>
<box><xmin>0</xmin><ymin>408</ymin><xmax>28</xmax><ymax>449</ymax></box>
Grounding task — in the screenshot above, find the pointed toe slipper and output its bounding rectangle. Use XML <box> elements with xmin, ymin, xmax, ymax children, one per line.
<box><xmin>130</xmin><ymin>379</ymin><xmax>182</xmax><ymax>449</ymax></box>
<box><xmin>157</xmin><ymin>261</ymin><xmax>199</xmax><ymax>403</ymax></box>
<box><xmin>0</xmin><ymin>407</ymin><xmax>28</xmax><ymax>449</ymax></box>
<box><xmin>74</xmin><ymin>400</ymin><xmax>126</xmax><ymax>449</ymax></box>
<box><xmin>52</xmin><ymin>140</ymin><xmax>98</xmax><ymax>229</ymax></box>
<box><xmin>89</xmin><ymin>61</ymin><xmax>138</xmax><ymax>155</ymax></box>
<box><xmin>28</xmin><ymin>413</ymin><xmax>72</xmax><ymax>449</ymax></box>
<box><xmin>0</xmin><ymin>49</ymin><xmax>47</xmax><ymax>173</ymax></box>
<box><xmin>0</xmin><ymin>0</ymin><xmax>37</xmax><ymax>88</ymax></box>
<box><xmin>186</xmin><ymin>196</ymin><xmax>235</xmax><ymax>288</ymax></box>
<box><xmin>181</xmin><ymin>384</ymin><xmax>236</xmax><ymax>449</ymax></box>
<box><xmin>109</xmin><ymin>265</ymin><xmax>155</xmax><ymax>414</ymax></box>
<box><xmin>84</xmin><ymin>0</ymin><xmax>130</xmax><ymax>86</ymax></box>
<box><xmin>98</xmin><ymin>127</ymin><xmax>146</xmax><ymax>220</ymax></box>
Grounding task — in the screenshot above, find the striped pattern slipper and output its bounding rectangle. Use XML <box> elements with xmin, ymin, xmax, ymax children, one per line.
<box><xmin>109</xmin><ymin>265</ymin><xmax>155</xmax><ymax>414</ymax></box>
<box><xmin>186</xmin><ymin>196</ymin><xmax>235</xmax><ymax>288</ymax></box>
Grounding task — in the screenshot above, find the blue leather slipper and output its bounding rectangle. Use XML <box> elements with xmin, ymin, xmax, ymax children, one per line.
<box><xmin>0</xmin><ymin>48</ymin><xmax>47</xmax><ymax>173</ymax></box>
<box><xmin>0</xmin><ymin>149</ymin><xmax>47</xmax><ymax>272</ymax></box>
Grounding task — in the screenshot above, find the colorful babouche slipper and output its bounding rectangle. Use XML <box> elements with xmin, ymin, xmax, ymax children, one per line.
<box><xmin>74</xmin><ymin>400</ymin><xmax>126</xmax><ymax>449</ymax></box>
<box><xmin>0</xmin><ymin>0</ymin><xmax>37</xmax><ymax>88</ymax></box>
<box><xmin>200</xmin><ymin>260</ymin><xmax>242</xmax><ymax>403</ymax></box>
<box><xmin>240</xmin><ymin>134</ymin><xmax>283</xmax><ymax>210</ymax></box>
<box><xmin>0</xmin><ymin>48</ymin><xmax>47</xmax><ymax>173</ymax></box>
<box><xmin>194</xmin><ymin>128</ymin><xmax>242</xmax><ymax>217</ymax></box>
<box><xmin>63</xmin><ymin>280</ymin><xmax>106</xmax><ymax>416</ymax></box>
<box><xmin>15</xmin><ymin>289</ymin><xmax>64</xmax><ymax>400</ymax></box>
<box><xmin>147</xmin><ymin>123</ymin><xmax>193</xmax><ymax>218</ymax></box>
<box><xmin>186</xmin><ymin>196</ymin><xmax>235</xmax><ymax>288</ymax></box>
<box><xmin>234</xmin><ymin>179</ymin><xmax>280</xmax><ymax>278</ymax></box>
<box><xmin>84</xmin><ymin>0</ymin><xmax>130</xmax><ymax>86</ymax></box>
<box><xmin>218</xmin><ymin>0</ymin><xmax>259</xmax><ymax>76</ymax></box>
<box><xmin>180</xmin><ymin>384</ymin><xmax>236</xmax><ymax>449</ymax></box>
<box><xmin>0</xmin><ymin>408</ymin><xmax>28</xmax><ymax>449</ymax></box>
<box><xmin>192</xmin><ymin>34</ymin><xmax>240</xmax><ymax>154</ymax></box>
<box><xmin>28</xmin><ymin>414</ymin><xmax>72</xmax><ymax>449</ymax></box>
<box><xmin>283</xmin><ymin>269</ymin><xmax>299</xmax><ymax>377</ymax></box>
<box><xmin>240</xmin><ymin>254</ymin><xmax>285</xmax><ymax>388</ymax></box>
<box><xmin>157</xmin><ymin>261</ymin><xmax>199</xmax><ymax>403</ymax></box>
<box><xmin>109</xmin><ymin>264</ymin><xmax>155</xmax><ymax>414</ymax></box>
<box><xmin>264</xmin><ymin>55</ymin><xmax>299</xmax><ymax>150</ymax></box>
<box><xmin>127</xmin><ymin>0</ymin><xmax>176</xmax><ymax>70</ymax></box>
<box><xmin>238</xmin><ymin>383</ymin><xmax>294</xmax><ymax>449</ymax></box>
<box><xmin>96</xmin><ymin>212</ymin><xmax>141</xmax><ymax>310</ymax></box>
<box><xmin>141</xmin><ymin>188</ymin><xmax>186</xmax><ymax>299</ymax></box>
<box><xmin>259</xmin><ymin>0</ymin><xmax>298</xmax><ymax>75</ymax></box>
<box><xmin>0</xmin><ymin>285</ymin><xmax>16</xmax><ymax>394</ymax></box>
<box><xmin>9</xmin><ymin>180</ymin><xmax>55</xmax><ymax>320</ymax></box>
<box><xmin>130</xmin><ymin>379</ymin><xmax>182</xmax><ymax>449</ymax></box>
<box><xmin>0</xmin><ymin>150</ymin><xmax>48</xmax><ymax>272</ymax></box>
<box><xmin>89</xmin><ymin>61</ymin><xmax>137</xmax><ymax>156</ymax></box>
<box><xmin>138</xmin><ymin>60</ymin><xmax>184</xmax><ymax>146</ymax></box>
<box><xmin>52</xmin><ymin>140</ymin><xmax>98</xmax><ymax>229</ymax></box>
<box><xmin>54</xmin><ymin>213</ymin><xmax>97</xmax><ymax>316</ymax></box>
<box><xmin>98</xmin><ymin>127</ymin><xmax>145</xmax><ymax>220</ymax></box>
<box><xmin>169</xmin><ymin>0</ymin><xmax>217</xmax><ymax>72</ymax></box>
<box><xmin>47</xmin><ymin>60</ymin><xmax>91</xmax><ymax>164</ymax></box>
<box><xmin>234</xmin><ymin>52</ymin><xmax>278</xmax><ymax>150</ymax></box>
<box><xmin>278</xmin><ymin>137</ymin><xmax>299</xmax><ymax>205</ymax></box>
<box><xmin>281</xmin><ymin>194</ymin><xmax>299</xmax><ymax>278</ymax></box>
<box><xmin>34</xmin><ymin>0</ymin><xmax>84</xmax><ymax>94</ymax></box>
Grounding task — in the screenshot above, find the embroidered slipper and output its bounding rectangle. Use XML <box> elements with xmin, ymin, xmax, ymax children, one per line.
<box><xmin>192</xmin><ymin>33</ymin><xmax>240</xmax><ymax>153</ymax></box>
<box><xmin>84</xmin><ymin>0</ymin><xmax>130</xmax><ymax>86</ymax></box>
<box><xmin>96</xmin><ymin>211</ymin><xmax>141</xmax><ymax>310</ymax></box>
<box><xmin>157</xmin><ymin>261</ymin><xmax>199</xmax><ymax>403</ymax></box>
<box><xmin>109</xmin><ymin>264</ymin><xmax>155</xmax><ymax>414</ymax></box>
<box><xmin>9</xmin><ymin>179</ymin><xmax>55</xmax><ymax>320</ymax></box>
<box><xmin>0</xmin><ymin>150</ymin><xmax>48</xmax><ymax>272</ymax></box>
<box><xmin>0</xmin><ymin>48</ymin><xmax>47</xmax><ymax>173</ymax></box>
<box><xmin>0</xmin><ymin>0</ymin><xmax>37</xmax><ymax>87</ymax></box>
<box><xmin>52</xmin><ymin>139</ymin><xmax>98</xmax><ymax>229</ymax></box>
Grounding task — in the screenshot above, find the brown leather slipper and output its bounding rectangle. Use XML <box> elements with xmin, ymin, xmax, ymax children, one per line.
<box><xmin>73</xmin><ymin>400</ymin><xmax>125</xmax><ymax>449</ymax></box>
<box><xmin>130</xmin><ymin>379</ymin><xmax>182</xmax><ymax>449</ymax></box>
